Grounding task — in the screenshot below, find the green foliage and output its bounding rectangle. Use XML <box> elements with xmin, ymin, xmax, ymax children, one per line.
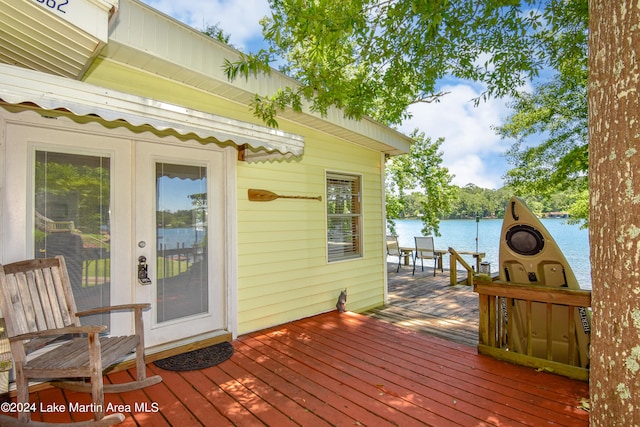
<box><xmin>202</xmin><ymin>23</ymin><xmax>232</xmax><ymax>44</ymax></box>
<box><xmin>157</xmin><ymin>210</ymin><xmax>200</xmax><ymax>229</ymax></box>
<box><xmin>224</xmin><ymin>50</ymin><xmax>274</xmax><ymax>81</ymax></box>
<box><xmin>214</xmin><ymin>0</ymin><xmax>589</xmax><ymax>230</ymax></box>
<box><xmin>391</xmin><ymin>184</ymin><xmax>585</xmax><ymax>223</ymax></box>
<box><xmin>226</xmin><ymin>0</ymin><xmax>555</xmax><ymax>127</ymax></box>
<box><xmin>386</xmin><ymin>132</ymin><xmax>455</xmax><ymax>236</ymax></box>
<box><xmin>449</xmin><ymin>185</ymin><xmax>513</xmax><ymax>219</ymax></box>
<box><xmin>496</xmin><ymin>0</ymin><xmax>588</xmax><ymax>225</ymax></box>
<box><xmin>250</xmin><ymin>87</ymin><xmax>304</xmax><ymax>128</ymax></box>
<box><xmin>35</xmin><ymin>159</ymin><xmax>110</xmax><ymax>233</ymax></box>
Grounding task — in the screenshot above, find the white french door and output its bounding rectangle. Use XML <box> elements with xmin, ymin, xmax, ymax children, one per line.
<box><xmin>134</xmin><ymin>141</ymin><xmax>226</xmax><ymax>347</ymax></box>
<box><xmin>2</xmin><ymin>112</ymin><xmax>229</xmax><ymax>347</ymax></box>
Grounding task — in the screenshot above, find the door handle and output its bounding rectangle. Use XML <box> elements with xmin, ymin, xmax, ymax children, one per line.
<box><xmin>138</xmin><ymin>256</ymin><xmax>152</xmax><ymax>285</ymax></box>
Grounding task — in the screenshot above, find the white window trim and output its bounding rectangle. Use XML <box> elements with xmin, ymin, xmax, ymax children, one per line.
<box><xmin>326</xmin><ymin>171</ymin><xmax>363</xmax><ymax>263</ymax></box>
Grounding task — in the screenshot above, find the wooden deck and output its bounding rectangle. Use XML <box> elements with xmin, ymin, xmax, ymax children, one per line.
<box><xmin>365</xmin><ymin>263</ymin><xmax>480</xmax><ymax>347</ymax></box>
<box><xmin>4</xmin><ymin>265</ymin><xmax>590</xmax><ymax>426</ymax></box>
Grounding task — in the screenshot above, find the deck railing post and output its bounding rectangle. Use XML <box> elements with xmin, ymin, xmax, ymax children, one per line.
<box><xmin>568</xmin><ymin>306</ymin><xmax>577</xmax><ymax>366</ymax></box>
<box><xmin>448</xmin><ymin>247</ymin><xmax>475</xmax><ymax>286</ymax></box>
<box><xmin>478</xmin><ymin>293</ymin><xmax>489</xmax><ymax>346</ymax></box>
<box><xmin>546</xmin><ymin>303</ymin><xmax>553</xmax><ymax>360</ymax></box>
<box><xmin>450</xmin><ymin>257</ymin><xmax>457</xmax><ymax>286</ymax></box>
<box><xmin>488</xmin><ymin>295</ymin><xmax>497</xmax><ymax>347</ymax></box>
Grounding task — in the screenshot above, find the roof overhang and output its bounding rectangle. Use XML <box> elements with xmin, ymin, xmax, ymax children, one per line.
<box><xmin>0</xmin><ymin>0</ymin><xmax>117</xmax><ymax>79</ymax></box>
<box><xmin>0</xmin><ymin>63</ymin><xmax>304</xmax><ymax>162</ymax></box>
<box><xmin>0</xmin><ymin>0</ymin><xmax>411</xmax><ymax>158</ymax></box>
<box><xmin>100</xmin><ymin>0</ymin><xmax>411</xmax><ymax>157</ymax></box>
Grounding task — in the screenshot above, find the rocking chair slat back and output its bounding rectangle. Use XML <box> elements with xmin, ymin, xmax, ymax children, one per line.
<box><xmin>0</xmin><ymin>256</ymin><xmax>162</xmax><ymax>426</ymax></box>
<box><xmin>1</xmin><ymin>257</ymin><xmax>78</xmax><ymax>340</ymax></box>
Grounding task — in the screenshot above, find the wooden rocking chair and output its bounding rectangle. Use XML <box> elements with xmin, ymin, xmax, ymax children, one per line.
<box><xmin>0</xmin><ymin>256</ymin><xmax>162</xmax><ymax>426</ymax></box>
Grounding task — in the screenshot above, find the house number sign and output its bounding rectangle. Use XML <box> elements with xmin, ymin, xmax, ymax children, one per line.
<box><xmin>33</xmin><ymin>0</ymin><xmax>69</xmax><ymax>14</ymax></box>
<box><xmin>30</xmin><ymin>0</ymin><xmax>112</xmax><ymax>45</ymax></box>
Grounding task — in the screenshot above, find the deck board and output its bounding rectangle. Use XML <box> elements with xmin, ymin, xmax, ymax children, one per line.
<box><xmin>5</xmin><ymin>266</ymin><xmax>589</xmax><ymax>426</ymax></box>
<box><xmin>364</xmin><ymin>263</ymin><xmax>481</xmax><ymax>347</ymax></box>
<box><xmin>295</xmin><ymin>312</ymin><xmax>586</xmax><ymax>426</ymax></box>
<box><xmin>284</xmin><ymin>318</ymin><xmax>495</xmax><ymax>426</ymax></box>
<box><xmin>231</xmin><ymin>340</ymin><xmax>347</xmax><ymax>426</ymax></box>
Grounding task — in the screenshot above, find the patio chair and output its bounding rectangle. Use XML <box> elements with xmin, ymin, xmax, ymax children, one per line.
<box><xmin>386</xmin><ymin>235</ymin><xmax>407</xmax><ymax>272</ymax></box>
<box><xmin>413</xmin><ymin>236</ymin><xmax>442</xmax><ymax>276</ymax></box>
<box><xmin>0</xmin><ymin>256</ymin><xmax>162</xmax><ymax>426</ymax></box>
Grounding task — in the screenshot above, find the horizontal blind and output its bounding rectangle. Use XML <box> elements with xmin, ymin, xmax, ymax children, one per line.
<box><xmin>327</xmin><ymin>173</ymin><xmax>361</xmax><ymax>261</ymax></box>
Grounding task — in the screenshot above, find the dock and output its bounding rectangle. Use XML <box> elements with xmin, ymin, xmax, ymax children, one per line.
<box><xmin>364</xmin><ymin>262</ymin><xmax>480</xmax><ymax>347</ymax></box>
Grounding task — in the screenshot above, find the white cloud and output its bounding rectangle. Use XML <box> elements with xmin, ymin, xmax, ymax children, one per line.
<box><xmin>141</xmin><ymin>0</ymin><xmax>271</xmax><ymax>52</ymax></box>
<box><xmin>399</xmin><ymin>83</ymin><xmax>513</xmax><ymax>189</ymax></box>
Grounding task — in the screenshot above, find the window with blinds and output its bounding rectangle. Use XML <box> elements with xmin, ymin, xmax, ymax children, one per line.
<box><xmin>326</xmin><ymin>172</ymin><xmax>362</xmax><ymax>262</ymax></box>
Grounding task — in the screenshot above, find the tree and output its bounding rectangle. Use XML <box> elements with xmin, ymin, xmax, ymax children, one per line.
<box><xmin>454</xmin><ymin>184</ymin><xmax>486</xmax><ymax>218</ymax></box>
<box><xmin>202</xmin><ymin>23</ymin><xmax>232</xmax><ymax>45</ymax></box>
<box><xmin>223</xmin><ymin>1</ymin><xmax>585</xmax><ymax>232</ymax></box>
<box><xmin>227</xmin><ymin>0</ymin><xmax>552</xmax><ymax>127</ymax></box>
<box><xmin>385</xmin><ymin>132</ymin><xmax>454</xmax><ymax>236</ymax></box>
<box><xmin>588</xmin><ymin>1</ymin><xmax>640</xmax><ymax>424</ymax></box>
<box><xmin>496</xmin><ymin>0</ymin><xmax>589</xmax><ymax>225</ymax></box>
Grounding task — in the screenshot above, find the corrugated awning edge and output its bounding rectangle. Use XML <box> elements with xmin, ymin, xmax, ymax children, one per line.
<box><xmin>0</xmin><ymin>64</ymin><xmax>304</xmax><ymax>162</ymax></box>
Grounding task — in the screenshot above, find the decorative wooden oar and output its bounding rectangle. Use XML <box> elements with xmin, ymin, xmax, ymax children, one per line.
<box><xmin>248</xmin><ymin>189</ymin><xmax>322</xmax><ymax>202</ymax></box>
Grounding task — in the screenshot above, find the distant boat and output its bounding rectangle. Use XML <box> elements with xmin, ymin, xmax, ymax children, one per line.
<box><xmin>499</xmin><ymin>196</ymin><xmax>590</xmax><ymax>368</ymax></box>
<box><xmin>545</xmin><ymin>211</ymin><xmax>570</xmax><ymax>218</ymax></box>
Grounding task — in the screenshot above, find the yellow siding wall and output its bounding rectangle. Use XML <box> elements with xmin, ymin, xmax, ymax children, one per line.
<box><xmin>84</xmin><ymin>60</ymin><xmax>387</xmax><ymax>334</ymax></box>
<box><xmin>236</xmin><ymin>132</ymin><xmax>385</xmax><ymax>334</ymax></box>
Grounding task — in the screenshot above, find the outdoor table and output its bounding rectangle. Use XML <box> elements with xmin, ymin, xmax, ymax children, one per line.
<box><xmin>434</xmin><ymin>249</ymin><xmax>447</xmax><ymax>270</ymax></box>
<box><xmin>399</xmin><ymin>246</ymin><xmax>414</xmax><ymax>265</ymax></box>
<box><xmin>400</xmin><ymin>247</ymin><xmax>447</xmax><ymax>270</ymax></box>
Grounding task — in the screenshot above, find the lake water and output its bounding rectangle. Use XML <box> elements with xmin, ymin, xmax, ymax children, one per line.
<box><xmin>392</xmin><ymin>218</ymin><xmax>592</xmax><ymax>289</ymax></box>
<box><xmin>156</xmin><ymin>227</ymin><xmax>205</xmax><ymax>250</ymax></box>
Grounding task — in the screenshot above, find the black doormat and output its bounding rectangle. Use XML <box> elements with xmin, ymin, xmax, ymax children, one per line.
<box><xmin>153</xmin><ymin>341</ymin><xmax>234</xmax><ymax>372</ymax></box>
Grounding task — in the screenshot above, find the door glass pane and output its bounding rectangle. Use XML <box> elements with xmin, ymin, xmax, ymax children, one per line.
<box><xmin>34</xmin><ymin>151</ymin><xmax>111</xmax><ymax>327</ymax></box>
<box><xmin>156</xmin><ymin>163</ymin><xmax>208</xmax><ymax>323</ymax></box>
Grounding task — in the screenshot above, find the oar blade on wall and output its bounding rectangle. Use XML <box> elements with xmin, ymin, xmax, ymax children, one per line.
<box><xmin>248</xmin><ymin>189</ymin><xmax>322</xmax><ymax>202</ymax></box>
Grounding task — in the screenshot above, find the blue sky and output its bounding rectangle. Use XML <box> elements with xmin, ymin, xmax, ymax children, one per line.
<box><xmin>141</xmin><ymin>0</ymin><xmax>518</xmax><ymax>189</ymax></box>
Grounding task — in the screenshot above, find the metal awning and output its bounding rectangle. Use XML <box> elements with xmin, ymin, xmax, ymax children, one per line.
<box><xmin>0</xmin><ymin>64</ymin><xmax>304</xmax><ymax>162</ymax></box>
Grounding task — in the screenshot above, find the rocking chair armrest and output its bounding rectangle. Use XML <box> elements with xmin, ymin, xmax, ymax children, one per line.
<box><xmin>76</xmin><ymin>303</ymin><xmax>151</xmax><ymax>317</ymax></box>
<box><xmin>9</xmin><ymin>325</ymin><xmax>107</xmax><ymax>342</ymax></box>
